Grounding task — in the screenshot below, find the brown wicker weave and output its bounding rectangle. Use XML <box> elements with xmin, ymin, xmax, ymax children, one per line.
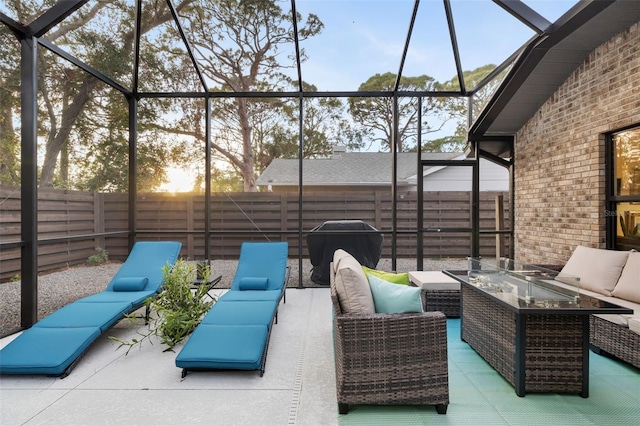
<box><xmin>533</xmin><ymin>264</ymin><xmax>640</xmax><ymax>370</ymax></box>
<box><xmin>590</xmin><ymin>315</ymin><xmax>640</xmax><ymax>369</ymax></box>
<box><xmin>421</xmin><ymin>289</ymin><xmax>460</xmax><ymax>317</ymax></box>
<box><xmin>462</xmin><ymin>286</ymin><xmax>587</xmax><ymax>396</ymax></box>
<box><xmin>330</xmin><ymin>269</ymin><xmax>449</xmax><ymax>415</ymax></box>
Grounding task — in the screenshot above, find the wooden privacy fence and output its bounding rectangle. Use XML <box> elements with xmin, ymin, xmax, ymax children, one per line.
<box><xmin>0</xmin><ymin>185</ymin><xmax>510</xmax><ymax>281</ymax></box>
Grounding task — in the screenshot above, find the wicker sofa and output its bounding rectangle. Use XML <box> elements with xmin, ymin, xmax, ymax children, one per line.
<box><xmin>329</xmin><ymin>249</ymin><xmax>449</xmax><ymax>415</ymax></box>
<box><xmin>556</xmin><ymin>246</ymin><xmax>640</xmax><ymax>369</ymax></box>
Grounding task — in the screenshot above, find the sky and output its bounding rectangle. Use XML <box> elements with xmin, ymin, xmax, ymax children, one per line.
<box><xmin>0</xmin><ymin>0</ymin><xmax>581</xmax><ymax>92</ymax></box>
<box><xmin>289</xmin><ymin>0</ymin><xmax>579</xmax><ymax>91</ymax></box>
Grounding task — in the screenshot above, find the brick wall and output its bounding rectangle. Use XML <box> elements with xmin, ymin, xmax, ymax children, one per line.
<box><xmin>515</xmin><ymin>22</ymin><xmax>640</xmax><ymax>265</ymax></box>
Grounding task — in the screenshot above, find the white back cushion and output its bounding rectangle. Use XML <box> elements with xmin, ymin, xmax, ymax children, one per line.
<box><xmin>612</xmin><ymin>251</ymin><xmax>640</xmax><ymax>303</ymax></box>
<box><xmin>332</xmin><ymin>249</ymin><xmax>375</xmax><ymax>314</ymax></box>
<box><xmin>559</xmin><ymin>246</ymin><xmax>629</xmax><ymax>296</ymax></box>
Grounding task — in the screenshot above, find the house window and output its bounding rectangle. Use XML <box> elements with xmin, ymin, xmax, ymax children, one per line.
<box><xmin>608</xmin><ymin>127</ymin><xmax>640</xmax><ymax>250</ymax></box>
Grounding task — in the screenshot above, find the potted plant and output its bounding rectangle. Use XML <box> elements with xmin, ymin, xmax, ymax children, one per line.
<box><xmin>111</xmin><ymin>258</ymin><xmax>215</xmax><ymax>354</ymax></box>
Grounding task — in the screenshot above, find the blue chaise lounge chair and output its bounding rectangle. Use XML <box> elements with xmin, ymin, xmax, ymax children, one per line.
<box><xmin>0</xmin><ymin>241</ymin><xmax>182</xmax><ymax>378</ymax></box>
<box><xmin>175</xmin><ymin>241</ymin><xmax>288</xmax><ymax>377</ymax></box>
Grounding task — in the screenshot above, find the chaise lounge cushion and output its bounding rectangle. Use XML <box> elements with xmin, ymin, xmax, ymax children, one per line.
<box><xmin>200</xmin><ymin>300</ymin><xmax>277</xmax><ymax>326</ymax></box>
<box><xmin>34</xmin><ymin>301</ymin><xmax>133</xmax><ymax>331</ymax></box>
<box><xmin>105</xmin><ymin>241</ymin><xmax>182</xmax><ymax>293</ymax></box>
<box><xmin>367</xmin><ymin>275</ymin><xmax>423</xmax><ymax>313</ymax></box>
<box><xmin>0</xmin><ymin>327</ymin><xmax>101</xmax><ymax>375</ymax></box>
<box><xmin>112</xmin><ymin>276</ymin><xmax>149</xmax><ymax>292</ymax></box>
<box><xmin>229</xmin><ymin>242</ymin><xmax>288</xmax><ymax>292</ymax></box>
<box><xmin>218</xmin><ymin>289</ymin><xmax>282</xmax><ymax>302</ymax></box>
<box><xmin>332</xmin><ymin>249</ymin><xmax>375</xmax><ymax>314</ymax></box>
<box><xmin>558</xmin><ymin>245</ymin><xmax>629</xmax><ymax>296</ymax></box>
<box><xmin>76</xmin><ymin>290</ymin><xmax>157</xmax><ymax>306</ymax></box>
<box><xmin>175</xmin><ymin>324</ymin><xmax>268</xmax><ymax>371</ymax></box>
<box><xmin>611</xmin><ymin>251</ymin><xmax>640</xmax><ymax>303</ymax></box>
<box><xmin>0</xmin><ymin>241</ymin><xmax>183</xmax><ymax>378</ymax></box>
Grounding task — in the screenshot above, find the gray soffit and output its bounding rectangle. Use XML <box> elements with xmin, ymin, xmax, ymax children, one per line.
<box><xmin>470</xmin><ymin>0</ymin><xmax>640</xmax><ymax>146</ymax></box>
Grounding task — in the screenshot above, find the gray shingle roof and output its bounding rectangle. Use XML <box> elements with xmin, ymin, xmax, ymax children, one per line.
<box><xmin>257</xmin><ymin>152</ymin><xmax>461</xmax><ymax>186</ymax></box>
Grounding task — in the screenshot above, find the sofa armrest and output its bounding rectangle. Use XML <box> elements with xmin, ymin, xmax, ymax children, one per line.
<box><xmin>333</xmin><ymin>311</ymin><xmax>448</xmax><ymax>367</ymax></box>
<box><xmin>332</xmin><ymin>310</ymin><xmax>449</xmax><ymax>411</ymax></box>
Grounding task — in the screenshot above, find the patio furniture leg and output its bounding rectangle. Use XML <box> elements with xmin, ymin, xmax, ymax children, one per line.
<box><xmin>338</xmin><ymin>403</ymin><xmax>348</xmax><ymax>414</ymax></box>
<box><xmin>436</xmin><ymin>404</ymin><xmax>448</xmax><ymax>414</ymax></box>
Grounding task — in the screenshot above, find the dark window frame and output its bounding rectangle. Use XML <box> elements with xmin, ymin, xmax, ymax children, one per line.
<box><xmin>605</xmin><ymin>125</ymin><xmax>640</xmax><ymax>250</ymax></box>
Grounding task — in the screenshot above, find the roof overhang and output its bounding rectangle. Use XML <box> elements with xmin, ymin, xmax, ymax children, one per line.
<box><xmin>469</xmin><ymin>0</ymin><xmax>640</xmax><ymax>156</ymax></box>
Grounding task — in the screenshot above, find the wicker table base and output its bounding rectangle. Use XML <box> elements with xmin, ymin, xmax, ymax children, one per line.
<box><xmin>461</xmin><ymin>286</ymin><xmax>588</xmax><ymax>397</ymax></box>
<box><xmin>421</xmin><ymin>290</ymin><xmax>460</xmax><ymax>317</ymax></box>
<box><xmin>410</xmin><ymin>271</ymin><xmax>460</xmax><ymax>317</ymax></box>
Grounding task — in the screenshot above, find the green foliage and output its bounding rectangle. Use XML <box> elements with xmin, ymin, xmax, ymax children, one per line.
<box><xmin>182</xmin><ymin>0</ymin><xmax>324</xmax><ymax>191</ymax></box>
<box><xmin>421</xmin><ymin>134</ymin><xmax>467</xmax><ymax>153</ymax></box>
<box><xmin>10</xmin><ymin>274</ymin><xmax>20</xmax><ymax>283</ymax></box>
<box><xmin>348</xmin><ymin>72</ymin><xmax>446</xmax><ymax>152</ymax></box>
<box><xmin>110</xmin><ymin>259</ymin><xmax>215</xmax><ymax>354</ymax></box>
<box><xmin>208</xmin><ymin>169</ymin><xmax>244</xmax><ymax>192</ymax></box>
<box><xmin>0</xmin><ymin>23</ymin><xmax>21</xmax><ymax>186</ymax></box>
<box><xmin>0</xmin><ymin>1</ymin><xmax>198</xmax><ymax>192</ymax></box>
<box><xmin>440</xmin><ymin>64</ymin><xmax>505</xmax><ymax>133</ymax></box>
<box><xmin>87</xmin><ymin>247</ymin><xmax>109</xmax><ymax>266</ymax></box>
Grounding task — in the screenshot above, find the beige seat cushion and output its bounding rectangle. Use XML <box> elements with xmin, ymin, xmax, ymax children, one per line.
<box><xmin>593</xmin><ymin>297</ymin><xmax>639</xmax><ymax>328</ymax></box>
<box><xmin>559</xmin><ymin>246</ymin><xmax>629</xmax><ymax>296</ymax></box>
<box><xmin>593</xmin><ymin>313</ymin><xmax>634</xmax><ymax>327</ymax></box>
<box><xmin>612</xmin><ymin>251</ymin><xmax>640</xmax><ymax>303</ymax></box>
<box><xmin>332</xmin><ymin>249</ymin><xmax>375</xmax><ymax>314</ymax></box>
<box><xmin>408</xmin><ymin>271</ymin><xmax>460</xmax><ymax>291</ymax></box>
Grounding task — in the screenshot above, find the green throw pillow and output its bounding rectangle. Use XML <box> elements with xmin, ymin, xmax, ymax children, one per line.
<box><xmin>367</xmin><ymin>274</ymin><xmax>423</xmax><ymax>314</ymax></box>
<box><xmin>362</xmin><ymin>266</ymin><xmax>409</xmax><ymax>285</ymax></box>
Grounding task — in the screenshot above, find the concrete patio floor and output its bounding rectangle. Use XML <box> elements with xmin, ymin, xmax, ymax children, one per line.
<box><xmin>1</xmin><ymin>287</ymin><xmax>639</xmax><ymax>426</ymax></box>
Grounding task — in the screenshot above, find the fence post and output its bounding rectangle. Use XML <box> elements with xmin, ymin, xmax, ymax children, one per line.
<box><xmin>94</xmin><ymin>192</ymin><xmax>105</xmax><ymax>250</ymax></box>
<box><xmin>374</xmin><ymin>191</ymin><xmax>382</xmax><ymax>230</ymax></box>
<box><xmin>495</xmin><ymin>194</ymin><xmax>505</xmax><ymax>260</ymax></box>
<box><xmin>187</xmin><ymin>195</ymin><xmax>194</xmax><ymax>259</ymax></box>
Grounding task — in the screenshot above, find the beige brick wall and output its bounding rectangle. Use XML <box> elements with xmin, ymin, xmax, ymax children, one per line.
<box><xmin>515</xmin><ymin>22</ymin><xmax>640</xmax><ymax>265</ymax></box>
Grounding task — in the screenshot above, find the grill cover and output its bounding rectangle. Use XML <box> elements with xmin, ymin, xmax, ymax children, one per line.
<box><xmin>306</xmin><ymin>220</ymin><xmax>383</xmax><ymax>285</ymax></box>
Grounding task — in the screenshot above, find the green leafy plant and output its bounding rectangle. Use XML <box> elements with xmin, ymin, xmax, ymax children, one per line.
<box><xmin>87</xmin><ymin>247</ymin><xmax>109</xmax><ymax>266</ymax></box>
<box><xmin>111</xmin><ymin>259</ymin><xmax>215</xmax><ymax>354</ymax></box>
<box><xmin>10</xmin><ymin>274</ymin><xmax>20</xmax><ymax>282</ymax></box>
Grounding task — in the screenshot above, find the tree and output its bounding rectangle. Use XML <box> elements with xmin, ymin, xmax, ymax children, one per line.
<box><xmin>420</xmin><ymin>134</ymin><xmax>466</xmax><ymax>153</ymax></box>
<box><xmin>440</xmin><ymin>64</ymin><xmax>505</xmax><ymax>134</ymax></box>
<box><xmin>181</xmin><ymin>0</ymin><xmax>323</xmax><ymax>191</ymax></box>
<box><xmin>348</xmin><ymin>72</ymin><xmax>447</xmax><ymax>152</ymax></box>
<box><xmin>416</xmin><ymin>64</ymin><xmax>507</xmax><ymax>153</ymax></box>
<box><xmin>0</xmin><ymin>0</ymin><xmax>198</xmax><ymax>191</ymax></box>
<box><xmin>254</xmin><ymin>81</ymin><xmax>366</xmax><ymax>173</ymax></box>
<box><xmin>297</xmin><ymin>82</ymin><xmax>367</xmax><ymax>158</ymax></box>
<box><xmin>0</xmin><ymin>30</ymin><xmax>20</xmax><ymax>185</ymax></box>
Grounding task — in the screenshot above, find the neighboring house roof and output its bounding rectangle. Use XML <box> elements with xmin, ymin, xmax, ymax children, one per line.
<box><xmin>256</xmin><ymin>152</ymin><xmax>462</xmax><ymax>187</ymax></box>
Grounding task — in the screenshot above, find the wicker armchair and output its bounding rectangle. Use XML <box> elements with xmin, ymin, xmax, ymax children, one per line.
<box><xmin>330</xmin><ymin>275</ymin><xmax>449</xmax><ymax>415</ymax></box>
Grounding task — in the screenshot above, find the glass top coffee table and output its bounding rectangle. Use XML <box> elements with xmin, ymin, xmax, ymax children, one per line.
<box><xmin>444</xmin><ymin>258</ymin><xmax>632</xmax><ymax>397</ymax></box>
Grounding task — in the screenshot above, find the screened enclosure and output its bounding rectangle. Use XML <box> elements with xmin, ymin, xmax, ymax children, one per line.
<box><xmin>1</xmin><ymin>0</ymin><xmax>585</xmax><ymax>329</ymax></box>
